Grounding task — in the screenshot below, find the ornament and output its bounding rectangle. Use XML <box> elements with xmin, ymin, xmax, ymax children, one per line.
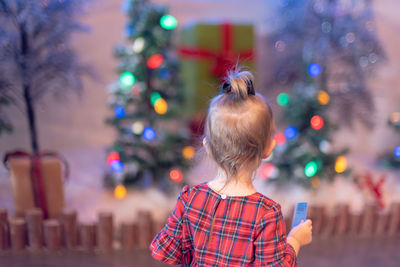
<box><xmin>308</xmin><ymin>63</ymin><xmax>322</xmax><ymax>77</ymax></box>
<box><xmin>107</xmin><ymin>152</ymin><xmax>120</xmax><ymax>165</ymax></box>
<box><xmin>345</xmin><ymin>32</ymin><xmax>355</xmax><ymax>43</ymax></box>
<box><xmin>132</xmin><ymin>121</ymin><xmax>144</xmax><ymax>135</ymax></box>
<box><xmin>277</xmin><ymin>93</ymin><xmax>290</xmax><ymax>106</ymax></box>
<box><xmin>154</xmin><ymin>98</ymin><xmax>168</xmax><ymax>115</ymax></box>
<box><xmin>319</xmin><ymin>140</ymin><xmax>330</xmax><ymax>153</ymax></box>
<box><xmin>310</xmin><ymin>115</ymin><xmax>324</xmax><ymax>130</ymax></box>
<box><xmin>114</xmin><ymin>184</ymin><xmax>127</xmax><ymax>200</ymax></box>
<box><xmin>132</xmin><ymin>37</ymin><xmax>145</xmax><ymax>53</ymax></box>
<box><xmin>169</xmin><ymin>169</ymin><xmax>183</xmax><ymax>182</ymax></box>
<box><xmin>304</xmin><ymin>161</ymin><xmax>318</xmax><ymax>177</ymax></box>
<box><xmin>274</xmin><ymin>132</ymin><xmax>286</xmax><ymax>145</ymax></box>
<box><xmin>390</xmin><ymin>112</ymin><xmax>400</xmax><ymax>124</ymax></box>
<box><xmin>120</xmin><ymin>72</ymin><xmax>135</xmax><ymax>87</ymax></box>
<box><xmin>114</xmin><ymin>105</ymin><xmax>126</xmax><ymax>118</ymax></box>
<box><xmin>335</xmin><ymin>156</ymin><xmax>347</xmax><ymax>173</ymax></box>
<box><xmin>284</xmin><ymin>126</ymin><xmax>297</xmax><ymax>140</ymax></box>
<box><xmin>394</xmin><ymin>146</ymin><xmax>400</xmax><ymax>158</ymax></box>
<box><xmin>142</xmin><ymin>126</ymin><xmax>156</xmax><ymax>141</ymax></box>
<box><xmin>111</xmin><ymin>160</ymin><xmax>124</xmax><ymax>172</ymax></box>
<box><xmin>147</xmin><ymin>54</ymin><xmax>163</xmax><ymax>69</ymax></box>
<box><xmin>160</xmin><ymin>14</ymin><xmax>178</xmax><ymax>30</ymax></box>
<box><xmin>317</xmin><ymin>90</ymin><xmax>330</xmax><ymax>105</ymax></box>
<box><xmin>182</xmin><ymin>146</ymin><xmax>195</xmax><ymax>159</ymax></box>
<box><xmin>150</xmin><ymin>92</ymin><xmax>162</xmax><ymax>106</ymax></box>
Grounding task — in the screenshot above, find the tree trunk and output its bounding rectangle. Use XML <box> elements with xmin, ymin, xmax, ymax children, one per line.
<box><xmin>20</xmin><ymin>23</ymin><xmax>39</xmax><ymax>154</ymax></box>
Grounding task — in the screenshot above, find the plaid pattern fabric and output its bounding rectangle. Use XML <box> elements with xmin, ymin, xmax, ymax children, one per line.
<box><xmin>150</xmin><ymin>182</ymin><xmax>297</xmax><ymax>266</ymax></box>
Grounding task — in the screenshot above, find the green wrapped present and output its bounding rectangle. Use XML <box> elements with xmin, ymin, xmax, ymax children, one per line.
<box><xmin>179</xmin><ymin>23</ymin><xmax>255</xmax><ymax>115</ymax></box>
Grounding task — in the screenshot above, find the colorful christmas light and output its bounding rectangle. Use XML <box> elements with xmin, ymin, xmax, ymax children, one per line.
<box><xmin>114</xmin><ymin>184</ymin><xmax>127</xmax><ymax>200</ymax></box>
<box><xmin>274</xmin><ymin>132</ymin><xmax>286</xmax><ymax>145</ymax></box>
<box><xmin>394</xmin><ymin>146</ymin><xmax>400</xmax><ymax>158</ymax></box>
<box><xmin>277</xmin><ymin>93</ymin><xmax>290</xmax><ymax>106</ymax></box>
<box><xmin>107</xmin><ymin>151</ymin><xmax>120</xmax><ymax>165</ymax></box>
<box><xmin>260</xmin><ymin>163</ymin><xmax>275</xmax><ymax>179</ymax></box>
<box><xmin>111</xmin><ymin>160</ymin><xmax>124</xmax><ymax>172</ymax></box>
<box><xmin>120</xmin><ymin>72</ymin><xmax>135</xmax><ymax>86</ymax></box>
<box><xmin>131</xmin><ymin>121</ymin><xmax>144</xmax><ymax>135</ymax></box>
<box><xmin>308</xmin><ymin>63</ymin><xmax>322</xmax><ymax>77</ymax></box>
<box><xmin>142</xmin><ymin>126</ymin><xmax>156</xmax><ymax>141</ymax></box>
<box><xmin>335</xmin><ymin>156</ymin><xmax>347</xmax><ymax>173</ymax></box>
<box><xmin>154</xmin><ymin>98</ymin><xmax>168</xmax><ymax>115</ymax></box>
<box><xmin>182</xmin><ymin>146</ymin><xmax>195</xmax><ymax>159</ymax></box>
<box><xmin>132</xmin><ymin>37</ymin><xmax>145</xmax><ymax>53</ymax></box>
<box><xmin>317</xmin><ymin>90</ymin><xmax>330</xmax><ymax>105</ymax></box>
<box><xmin>169</xmin><ymin>169</ymin><xmax>183</xmax><ymax>182</ymax></box>
<box><xmin>150</xmin><ymin>92</ymin><xmax>162</xmax><ymax>106</ymax></box>
<box><xmin>114</xmin><ymin>105</ymin><xmax>126</xmax><ymax>118</ymax></box>
<box><xmin>310</xmin><ymin>115</ymin><xmax>324</xmax><ymax>130</ymax></box>
<box><xmin>304</xmin><ymin>161</ymin><xmax>318</xmax><ymax>177</ymax></box>
<box><xmin>284</xmin><ymin>126</ymin><xmax>298</xmax><ymax>140</ymax></box>
<box><xmin>147</xmin><ymin>54</ymin><xmax>163</xmax><ymax>69</ymax></box>
<box><xmin>160</xmin><ymin>14</ymin><xmax>177</xmax><ymax>30</ymax></box>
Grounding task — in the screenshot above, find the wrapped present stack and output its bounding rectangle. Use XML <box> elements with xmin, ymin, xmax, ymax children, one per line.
<box><xmin>179</xmin><ymin>22</ymin><xmax>255</xmax><ymax>118</ymax></box>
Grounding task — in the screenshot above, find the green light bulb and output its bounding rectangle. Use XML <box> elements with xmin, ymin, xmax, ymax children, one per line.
<box><xmin>120</xmin><ymin>72</ymin><xmax>135</xmax><ymax>87</ymax></box>
<box><xmin>160</xmin><ymin>15</ymin><xmax>178</xmax><ymax>30</ymax></box>
<box><xmin>150</xmin><ymin>92</ymin><xmax>162</xmax><ymax>106</ymax></box>
<box><xmin>304</xmin><ymin>161</ymin><xmax>318</xmax><ymax>177</ymax></box>
<box><xmin>277</xmin><ymin>93</ymin><xmax>290</xmax><ymax>106</ymax></box>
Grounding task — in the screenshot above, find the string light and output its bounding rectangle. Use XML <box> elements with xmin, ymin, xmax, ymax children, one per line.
<box><xmin>169</xmin><ymin>169</ymin><xmax>183</xmax><ymax>182</ymax></box>
<box><xmin>277</xmin><ymin>93</ymin><xmax>290</xmax><ymax>106</ymax></box>
<box><xmin>182</xmin><ymin>146</ymin><xmax>195</xmax><ymax>159</ymax></box>
<box><xmin>114</xmin><ymin>105</ymin><xmax>126</xmax><ymax>118</ymax></box>
<box><xmin>142</xmin><ymin>126</ymin><xmax>156</xmax><ymax>141</ymax></box>
<box><xmin>154</xmin><ymin>98</ymin><xmax>168</xmax><ymax>115</ymax></box>
<box><xmin>274</xmin><ymin>132</ymin><xmax>286</xmax><ymax>145</ymax></box>
<box><xmin>304</xmin><ymin>161</ymin><xmax>318</xmax><ymax>177</ymax></box>
<box><xmin>150</xmin><ymin>92</ymin><xmax>162</xmax><ymax>106</ymax></box>
<box><xmin>111</xmin><ymin>160</ymin><xmax>124</xmax><ymax>172</ymax></box>
<box><xmin>390</xmin><ymin>112</ymin><xmax>400</xmax><ymax>124</ymax></box>
<box><xmin>131</xmin><ymin>121</ymin><xmax>144</xmax><ymax>135</ymax></box>
<box><xmin>394</xmin><ymin>146</ymin><xmax>400</xmax><ymax>158</ymax></box>
<box><xmin>107</xmin><ymin>152</ymin><xmax>120</xmax><ymax>165</ymax></box>
<box><xmin>260</xmin><ymin>163</ymin><xmax>275</xmax><ymax>179</ymax></box>
<box><xmin>120</xmin><ymin>72</ymin><xmax>135</xmax><ymax>87</ymax></box>
<box><xmin>308</xmin><ymin>63</ymin><xmax>322</xmax><ymax>77</ymax></box>
<box><xmin>319</xmin><ymin>140</ymin><xmax>330</xmax><ymax>153</ymax></box>
<box><xmin>317</xmin><ymin>90</ymin><xmax>330</xmax><ymax>105</ymax></box>
<box><xmin>310</xmin><ymin>115</ymin><xmax>324</xmax><ymax>130</ymax></box>
<box><xmin>114</xmin><ymin>184</ymin><xmax>127</xmax><ymax>200</ymax></box>
<box><xmin>160</xmin><ymin>14</ymin><xmax>178</xmax><ymax>30</ymax></box>
<box><xmin>132</xmin><ymin>37</ymin><xmax>145</xmax><ymax>53</ymax></box>
<box><xmin>335</xmin><ymin>156</ymin><xmax>347</xmax><ymax>173</ymax></box>
<box><xmin>284</xmin><ymin>126</ymin><xmax>298</xmax><ymax>140</ymax></box>
<box><xmin>147</xmin><ymin>54</ymin><xmax>163</xmax><ymax>69</ymax></box>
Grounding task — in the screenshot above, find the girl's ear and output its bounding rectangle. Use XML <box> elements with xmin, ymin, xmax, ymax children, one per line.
<box><xmin>262</xmin><ymin>139</ymin><xmax>276</xmax><ymax>159</ymax></box>
<box><xmin>203</xmin><ymin>137</ymin><xmax>210</xmax><ymax>155</ymax></box>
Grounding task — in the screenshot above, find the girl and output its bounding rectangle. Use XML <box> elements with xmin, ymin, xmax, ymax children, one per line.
<box><xmin>150</xmin><ymin>69</ymin><xmax>312</xmax><ymax>266</ymax></box>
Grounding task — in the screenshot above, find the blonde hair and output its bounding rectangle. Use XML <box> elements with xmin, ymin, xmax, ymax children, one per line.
<box><xmin>205</xmin><ymin>69</ymin><xmax>275</xmax><ymax>180</ymax></box>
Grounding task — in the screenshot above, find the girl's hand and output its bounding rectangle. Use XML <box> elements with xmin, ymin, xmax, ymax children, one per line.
<box><xmin>288</xmin><ymin>219</ymin><xmax>312</xmax><ymax>247</ymax></box>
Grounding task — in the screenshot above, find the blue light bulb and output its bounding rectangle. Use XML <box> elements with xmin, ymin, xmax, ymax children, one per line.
<box><xmin>308</xmin><ymin>63</ymin><xmax>322</xmax><ymax>77</ymax></box>
<box><xmin>394</xmin><ymin>145</ymin><xmax>400</xmax><ymax>158</ymax></box>
<box><xmin>111</xmin><ymin>161</ymin><xmax>124</xmax><ymax>172</ymax></box>
<box><xmin>114</xmin><ymin>105</ymin><xmax>125</xmax><ymax>118</ymax></box>
<box><xmin>143</xmin><ymin>126</ymin><xmax>156</xmax><ymax>141</ymax></box>
<box><xmin>284</xmin><ymin>126</ymin><xmax>298</xmax><ymax>140</ymax></box>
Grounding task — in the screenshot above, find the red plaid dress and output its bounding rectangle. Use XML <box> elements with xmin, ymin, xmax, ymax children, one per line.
<box><xmin>150</xmin><ymin>182</ymin><xmax>297</xmax><ymax>266</ymax></box>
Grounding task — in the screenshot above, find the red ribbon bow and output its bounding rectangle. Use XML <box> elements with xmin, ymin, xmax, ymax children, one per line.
<box><xmin>3</xmin><ymin>150</ymin><xmax>69</xmax><ymax>219</ymax></box>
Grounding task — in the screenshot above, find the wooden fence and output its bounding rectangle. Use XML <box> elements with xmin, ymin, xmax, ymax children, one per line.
<box><xmin>0</xmin><ymin>203</ymin><xmax>399</xmax><ymax>252</ymax></box>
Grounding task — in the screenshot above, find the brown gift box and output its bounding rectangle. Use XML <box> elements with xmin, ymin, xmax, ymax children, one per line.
<box><xmin>9</xmin><ymin>157</ymin><xmax>65</xmax><ymax>219</ymax></box>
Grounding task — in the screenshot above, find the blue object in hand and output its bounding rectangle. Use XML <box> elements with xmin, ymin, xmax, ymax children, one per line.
<box><xmin>291</xmin><ymin>202</ymin><xmax>308</xmax><ymax>228</ymax></box>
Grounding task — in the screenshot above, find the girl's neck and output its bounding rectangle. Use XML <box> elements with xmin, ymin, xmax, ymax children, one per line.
<box><xmin>208</xmin><ymin>168</ymin><xmax>257</xmax><ymax>196</ymax></box>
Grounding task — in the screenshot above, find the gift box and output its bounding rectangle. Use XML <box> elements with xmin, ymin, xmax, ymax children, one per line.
<box><xmin>179</xmin><ymin>23</ymin><xmax>255</xmax><ymax>115</ymax></box>
<box><xmin>7</xmin><ymin>154</ymin><xmax>66</xmax><ymax>219</ymax></box>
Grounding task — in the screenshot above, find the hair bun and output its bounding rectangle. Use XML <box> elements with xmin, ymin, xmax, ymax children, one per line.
<box><xmin>221</xmin><ymin>69</ymin><xmax>255</xmax><ymax>100</ymax></box>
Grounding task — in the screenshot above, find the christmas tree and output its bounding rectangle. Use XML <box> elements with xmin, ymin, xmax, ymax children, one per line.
<box><xmin>105</xmin><ymin>0</ymin><xmax>192</xmax><ymax>193</ymax></box>
<box><xmin>379</xmin><ymin>112</ymin><xmax>400</xmax><ymax>169</ymax></box>
<box><xmin>260</xmin><ymin>0</ymin><xmax>385</xmax><ymax>187</ymax></box>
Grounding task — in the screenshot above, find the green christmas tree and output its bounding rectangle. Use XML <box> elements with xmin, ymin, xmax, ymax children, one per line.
<box><xmin>379</xmin><ymin>112</ymin><xmax>400</xmax><ymax>169</ymax></box>
<box><xmin>260</xmin><ymin>0</ymin><xmax>384</xmax><ymax>188</ymax></box>
<box><xmin>105</xmin><ymin>0</ymin><xmax>192</xmax><ymax>191</ymax></box>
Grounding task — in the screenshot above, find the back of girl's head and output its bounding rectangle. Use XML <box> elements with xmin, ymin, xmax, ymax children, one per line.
<box><xmin>205</xmin><ymin>68</ymin><xmax>275</xmax><ymax>178</ymax></box>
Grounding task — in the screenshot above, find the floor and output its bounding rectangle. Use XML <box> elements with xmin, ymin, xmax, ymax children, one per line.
<box><xmin>1</xmin><ymin>236</ymin><xmax>399</xmax><ymax>267</ymax></box>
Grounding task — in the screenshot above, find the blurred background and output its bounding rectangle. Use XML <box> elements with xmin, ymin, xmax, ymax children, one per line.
<box><xmin>0</xmin><ymin>0</ymin><xmax>399</xmax><ymax>266</ymax></box>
